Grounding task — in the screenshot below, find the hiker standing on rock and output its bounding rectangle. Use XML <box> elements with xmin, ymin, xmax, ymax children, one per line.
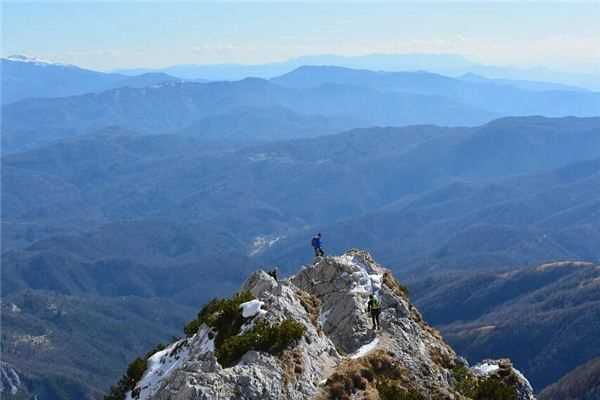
<box><xmin>367</xmin><ymin>294</ymin><xmax>381</xmax><ymax>330</ymax></box>
<box><xmin>311</xmin><ymin>233</ymin><xmax>325</xmax><ymax>257</ymax></box>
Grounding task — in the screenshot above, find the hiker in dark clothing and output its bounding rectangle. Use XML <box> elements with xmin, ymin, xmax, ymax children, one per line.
<box><xmin>311</xmin><ymin>233</ymin><xmax>324</xmax><ymax>257</ymax></box>
<box><xmin>367</xmin><ymin>294</ymin><xmax>381</xmax><ymax>330</ymax></box>
<box><xmin>267</xmin><ymin>268</ymin><xmax>278</xmax><ymax>282</ymax></box>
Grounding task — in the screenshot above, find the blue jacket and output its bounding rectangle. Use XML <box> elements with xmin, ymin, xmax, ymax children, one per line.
<box><xmin>311</xmin><ymin>236</ymin><xmax>322</xmax><ymax>248</ymax></box>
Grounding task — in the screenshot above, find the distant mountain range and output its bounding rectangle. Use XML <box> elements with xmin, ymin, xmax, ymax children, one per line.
<box><xmin>272</xmin><ymin>65</ymin><xmax>600</xmax><ymax>116</ymax></box>
<box><xmin>1</xmin><ymin>55</ymin><xmax>183</xmax><ymax>104</ymax></box>
<box><xmin>114</xmin><ymin>53</ymin><xmax>600</xmax><ymax>91</ymax></box>
<box><xmin>1</xmin><ymin>76</ymin><xmax>497</xmax><ymax>153</ymax></box>
<box><xmin>4</xmin><ymin>63</ymin><xmax>600</xmax><ymax>154</ymax></box>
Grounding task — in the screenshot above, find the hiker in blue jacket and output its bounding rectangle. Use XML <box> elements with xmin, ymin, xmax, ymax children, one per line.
<box><xmin>311</xmin><ymin>233</ymin><xmax>324</xmax><ymax>257</ymax></box>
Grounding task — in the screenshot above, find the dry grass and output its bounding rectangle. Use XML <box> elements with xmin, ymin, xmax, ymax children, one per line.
<box><xmin>280</xmin><ymin>348</ymin><xmax>305</xmax><ymax>385</ymax></box>
<box><xmin>296</xmin><ymin>289</ymin><xmax>322</xmax><ymax>333</ymax></box>
<box><xmin>318</xmin><ymin>349</ymin><xmax>415</xmax><ymax>400</ymax></box>
<box><xmin>383</xmin><ymin>272</ymin><xmax>409</xmax><ymax>299</ymax></box>
<box><xmin>429</xmin><ymin>345</ymin><xmax>454</xmax><ymax>370</ymax></box>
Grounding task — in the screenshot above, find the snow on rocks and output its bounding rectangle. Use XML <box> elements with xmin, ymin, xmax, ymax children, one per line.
<box><xmin>333</xmin><ymin>253</ymin><xmax>383</xmax><ymax>295</ymax></box>
<box><xmin>350</xmin><ymin>338</ymin><xmax>380</xmax><ymax>359</ymax></box>
<box><xmin>472</xmin><ymin>362</ymin><xmax>500</xmax><ymax>376</ymax></box>
<box><xmin>127</xmin><ymin>329</ymin><xmax>214</xmax><ymax>400</ymax></box>
<box><xmin>240</xmin><ymin>299</ymin><xmax>266</xmax><ymax>318</ymax></box>
<box><xmin>471</xmin><ymin>359</ymin><xmax>536</xmax><ymax>400</ymax></box>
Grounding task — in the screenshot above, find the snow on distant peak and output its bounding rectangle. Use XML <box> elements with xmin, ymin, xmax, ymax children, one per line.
<box><xmin>5</xmin><ymin>54</ymin><xmax>72</xmax><ymax>67</ymax></box>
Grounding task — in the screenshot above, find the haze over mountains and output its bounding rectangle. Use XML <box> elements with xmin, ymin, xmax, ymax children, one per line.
<box><xmin>2</xmin><ymin>54</ymin><xmax>600</xmax><ymax>399</ymax></box>
<box><xmin>114</xmin><ymin>53</ymin><xmax>600</xmax><ymax>91</ymax></box>
<box><xmin>3</xmin><ymin>56</ymin><xmax>600</xmax><ymax>155</ymax></box>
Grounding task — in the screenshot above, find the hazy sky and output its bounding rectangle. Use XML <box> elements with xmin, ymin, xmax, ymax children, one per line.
<box><xmin>2</xmin><ymin>1</ymin><xmax>599</xmax><ymax>72</ymax></box>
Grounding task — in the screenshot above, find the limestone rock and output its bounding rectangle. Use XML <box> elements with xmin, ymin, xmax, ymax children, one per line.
<box><xmin>125</xmin><ymin>250</ymin><xmax>536</xmax><ymax>400</ymax></box>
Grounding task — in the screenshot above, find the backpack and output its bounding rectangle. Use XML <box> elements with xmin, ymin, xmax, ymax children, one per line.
<box><xmin>371</xmin><ymin>296</ymin><xmax>381</xmax><ymax>310</ymax></box>
<box><xmin>311</xmin><ymin>237</ymin><xmax>319</xmax><ymax>247</ymax></box>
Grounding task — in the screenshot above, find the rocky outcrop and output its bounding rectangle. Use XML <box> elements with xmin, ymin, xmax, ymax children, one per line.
<box><xmin>125</xmin><ymin>250</ymin><xmax>536</xmax><ymax>400</ymax></box>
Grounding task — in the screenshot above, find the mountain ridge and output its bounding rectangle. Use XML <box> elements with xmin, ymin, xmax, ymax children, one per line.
<box><xmin>109</xmin><ymin>250</ymin><xmax>535</xmax><ymax>400</ymax></box>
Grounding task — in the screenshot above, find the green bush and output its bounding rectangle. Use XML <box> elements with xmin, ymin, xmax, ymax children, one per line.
<box><xmin>452</xmin><ymin>366</ymin><xmax>517</xmax><ymax>400</ymax></box>
<box><xmin>377</xmin><ymin>381</ymin><xmax>425</xmax><ymax>400</ymax></box>
<box><xmin>126</xmin><ymin>358</ymin><xmax>147</xmax><ymax>386</ymax></box>
<box><xmin>216</xmin><ymin>320</ymin><xmax>305</xmax><ymax>367</ymax></box>
<box><xmin>104</xmin><ymin>357</ymin><xmax>148</xmax><ymax>400</ymax></box>
<box><xmin>183</xmin><ymin>290</ymin><xmax>255</xmax><ymax>341</ymax></box>
<box><xmin>184</xmin><ymin>318</ymin><xmax>201</xmax><ymax>337</ymax></box>
<box><xmin>453</xmin><ymin>366</ymin><xmax>479</xmax><ymax>398</ymax></box>
<box><xmin>476</xmin><ymin>376</ymin><xmax>517</xmax><ymax>400</ymax></box>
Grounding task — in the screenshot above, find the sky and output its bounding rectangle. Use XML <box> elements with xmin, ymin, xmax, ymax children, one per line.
<box><xmin>2</xmin><ymin>1</ymin><xmax>600</xmax><ymax>72</ymax></box>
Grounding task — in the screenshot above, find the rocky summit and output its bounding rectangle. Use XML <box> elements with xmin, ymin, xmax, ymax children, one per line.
<box><xmin>121</xmin><ymin>250</ymin><xmax>535</xmax><ymax>400</ymax></box>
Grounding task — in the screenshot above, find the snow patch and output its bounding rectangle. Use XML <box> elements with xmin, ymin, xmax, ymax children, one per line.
<box><xmin>240</xmin><ymin>299</ymin><xmax>265</xmax><ymax>318</ymax></box>
<box><xmin>350</xmin><ymin>338</ymin><xmax>379</xmax><ymax>359</ymax></box>
<box><xmin>472</xmin><ymin>362</ymin><xmax>500</xmax><ymax>376</ymax></box>
<box><xmin>5</xmin><ymin>55</ymin><xmax>71</xmax><ymax>67</ymax></box>
<box><xmin>128</xmin><ymin>329</ymin><xmax>214</xmax><ymax>400</ymax></box>
<box><xmin>319</xmin><ymin>306</ymin><xmax>332</xmax><ymax>327</ymax></box>
<box><xmin>334</xmin><ymin>255</ymin><xmax>383</xmax><ymax>295</ymax></box>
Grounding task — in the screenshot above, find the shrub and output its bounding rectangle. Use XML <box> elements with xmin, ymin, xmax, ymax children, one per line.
<box><xmin>126</xmin><ymin>358</ymin><xmax>147</xmax><ymax>386</ymax></box>
<box><xmin>184</xmin><ymin>318</ymin><xmax>201</xmax><ymax>337</ymax></box>
<box><xmin>216</xmin><ymin>320</ymin><xmax>305</xmax><ymax>367</ymax></box>
<box><xmin>182</xmin><ymin>290</ymin><xmax>254</xmax><ymax>340</ymax></box>
<box><xmin>104</xmin><ymin>357</ymin><xmax>148</xmax><ymax>400</ymax></box>
<box><xmin>452</xmin><ymin>366</ymin><xmax>517</xmax><ymax>400</ymax></box>
<box><xmin>476</xmin><ymin>376</ymin><xmax>517</xmax><ymax>400</ymax></box>
<box><xmin>352</xmin><ymin>372</ymin><xmax>367</xmax><ymax>390</ymax></box>
<box><xmin>377</xmin><ymin>381</ymin><xmax>425</xmax><ymax>400</ymax></box>
<box><xmin>144</xmin><ymin>343</ymin><xmax>166</xmax><ymax>359</ymax></box>
<box><xmin>453</xmin><ymin>366</ymin><xmax>479</xmax><ymax>398</ymax></box>
<box><xmin>360</xmin><ymin>367</ymin><xmax>374</xmax><ymax>382</ymax></box>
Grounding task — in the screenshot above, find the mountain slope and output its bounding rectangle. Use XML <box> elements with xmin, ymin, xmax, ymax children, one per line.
<box><xmin>175</xmin><ymin>106</ymin><xmax>365</xmax><ymax>143</ymax></box>
<box><xmin>4</xmin><ymin>117</ymin><xmax>600</xmax><ymax>272</ymax></box>
<box><xmin>408</xmin><ymin>261</ymin><xmax>600</xmax><ymax>392</ymax></box>
<box><xmin>1</xmin><ymin>56</ymin><xmax>180</xmax><ymax>104</ymax></box>
<box><xmin>1</xmin><ymin>290</ymin><xmax>194</xmax><ymax>400</ymax></box>
<box><xmin>260</xmin><ymin>150</ymin><xmax>600</xmax><ymax>272</ymax></box>
<box><xmin>538</xmin><ymin>357</ymin><xmax>600</xmax><ymax>400</ymax></box>
<box><xmin>1</xmin><ymin>77</ymin><xmax>496</xmax><ymax>153</ymax></box>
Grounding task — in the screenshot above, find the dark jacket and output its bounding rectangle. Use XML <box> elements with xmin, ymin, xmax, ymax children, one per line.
<box><xmin>367</xmin><ymin>296</ymin><xmax>381</xmax><ymax>312</ymax></box>
<box><xmin>311</xmin><ymin>236</ymin><xmax>322</xmax><ymax>248</ymax></box>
